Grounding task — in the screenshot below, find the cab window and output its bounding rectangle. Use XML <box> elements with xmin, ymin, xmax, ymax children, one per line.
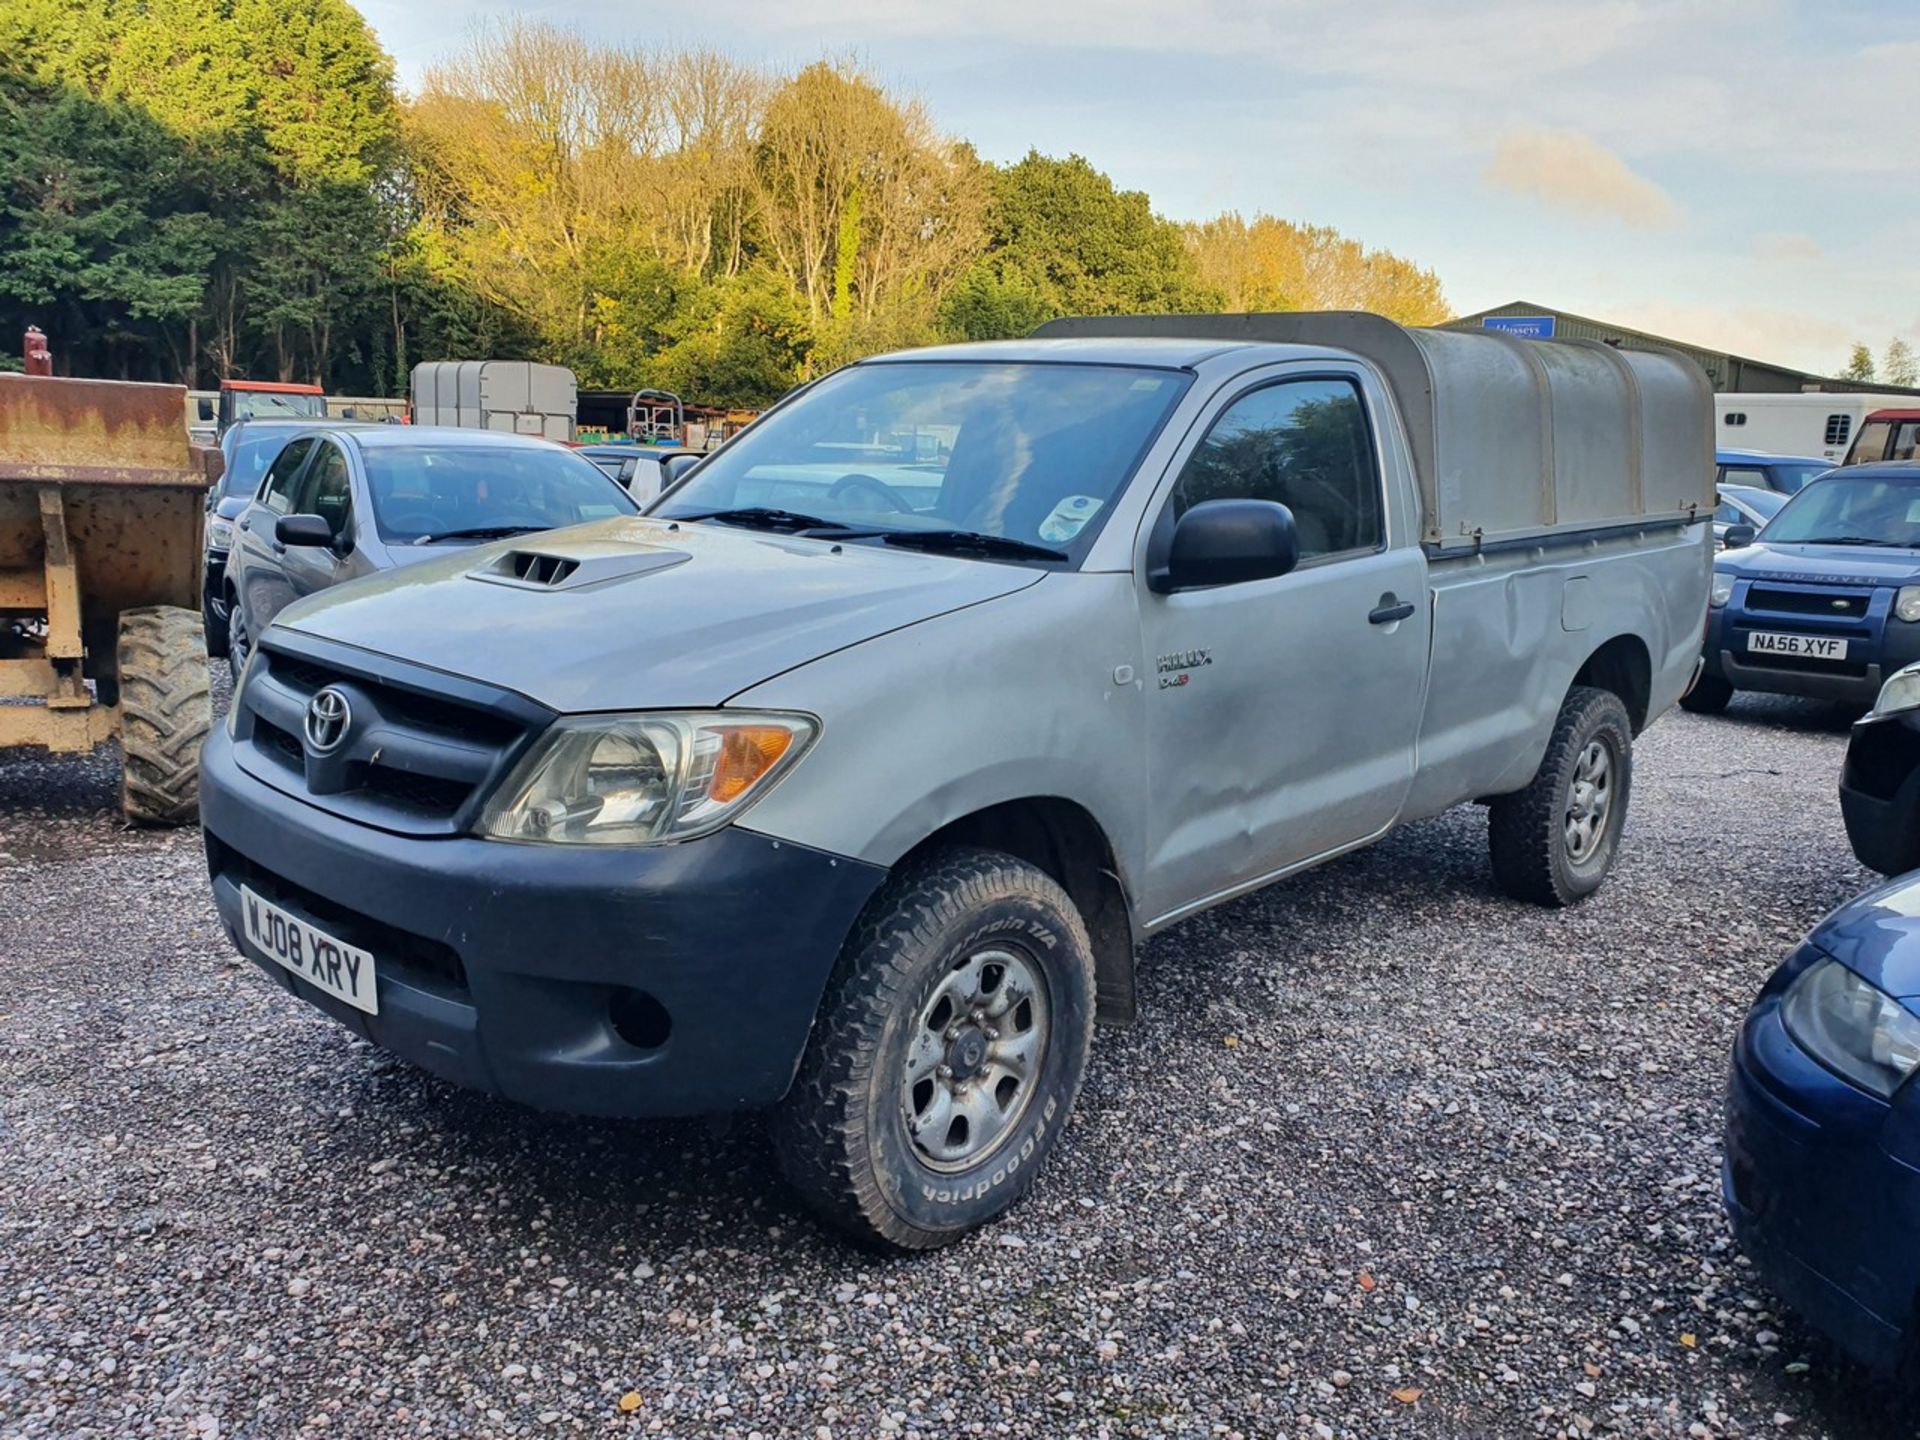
<box><xmin>258</xmin><ymin>438</ymin><xmax>316</xmax><ymax>516</ymax></box>
<box><xmin>1168</xmin><ymin>378</ymin><xmax>1381</xmax><ymax>561</ymax></box>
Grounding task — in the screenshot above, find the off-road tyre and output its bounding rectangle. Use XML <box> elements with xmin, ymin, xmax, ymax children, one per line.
<box><xmin>1680</xmin><ymin>673</ymin><xmax>1733</xmax><ymax>715</ymax></box>
<box><xmin>1488</xmin><ymin>685</ymin><xmax>1633</xmax><ymax>908</ymax></box>
<box><xmin>771</xmin><ymin>846</ymin><xmax>1098</xmax><ymax>1250</ymax></box>
<box><xmin>117</xmin><ymin>606</ymin><xmax>212</xmax><ymax>827</ymax></box>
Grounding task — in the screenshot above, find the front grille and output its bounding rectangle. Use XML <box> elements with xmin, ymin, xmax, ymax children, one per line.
<box><xmin>210</xmin><ymin>835</ymin><xmax>469</xmax><ymax>995</ymax></box>
<box><xmin>1747</xmin><ymin>585</ymin><xmax>1871</xmax><ymax>618</ymax></box>
<box><xmin>235</xmin><ymin>642</ymin><xmax>542</xmax><ymax>834</ymax></box>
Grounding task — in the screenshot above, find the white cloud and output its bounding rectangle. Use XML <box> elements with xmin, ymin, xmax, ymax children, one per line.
<box><xmin>1605</xmin><ymin>302</ymin><xmax>1854</xmax><ymax>367</ymax></box>
<box><xmin>1754</xmin><ymin>233</ymin><xmax>1822</xmax><ymax>262</ymax></box>
<box><xmin>1484</xmin><ymin>129</ymin><xmax>1679</xmax><ymax>229</ymax></box>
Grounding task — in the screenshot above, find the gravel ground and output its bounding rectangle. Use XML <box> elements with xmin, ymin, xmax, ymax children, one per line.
<box><xmin>1</xmin><ymin>693</ymin><xmax>1913</xmax><ymax>1440</ymax></box>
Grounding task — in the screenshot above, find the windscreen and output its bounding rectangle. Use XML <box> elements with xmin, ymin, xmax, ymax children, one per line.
<box><xmin>363</xmin><ymin>445</ymin><xmax>638</xmax><ymax>544</ymax></box>
<box><xmin>652</xmin><ymin>362</ymin><xmax>1192</xmax><ymax>556</ymax></box>
<box><xmin>1771</xmin><ymin>463</ymin><xmax>1831</xmax><ymax>494</ymax></box>
<box><xmin>230</xmin><ymin>391</ymin><xmax>326</xmax><ymax>422</ymax></box>
<box><xmin>221</xmin><ymin>430</ymin><xmax>294</xmax><ymax>499</ymax></box>
<box><xmin>1763</xmin><ymin>473</ymin><xmax>1920</xmax><ymax>547</ymax></box>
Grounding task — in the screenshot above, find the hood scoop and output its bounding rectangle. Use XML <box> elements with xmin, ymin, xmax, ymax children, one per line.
<box><xmin>470</xmin><ymin>541</ymin><xmax>691</xmax><ymax>593</ymax></box>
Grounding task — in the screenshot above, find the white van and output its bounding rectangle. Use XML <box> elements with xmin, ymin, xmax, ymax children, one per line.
<box><xmin>1715</xmin><ymin>392</ymin><xmax>1918</xmax><ymax>464</ymax></box>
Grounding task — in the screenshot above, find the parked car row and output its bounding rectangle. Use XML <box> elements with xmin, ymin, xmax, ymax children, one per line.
<box><xmin>1677</xmin><ymin>449</ymin><xmax>1920</xmax><ymax>1382</ymax></box>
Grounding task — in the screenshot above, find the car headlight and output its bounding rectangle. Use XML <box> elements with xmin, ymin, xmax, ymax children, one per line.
<box><xmin>1710</xmin><ymin>573</ymin><xmax>1734</xmax><ymax>608</ymax></box>
<box><xmin>1896</xmin><ymin>586</ymin><xmax>1920</xmax><ymax>623</ymax></box>
<box><xmin>206</xmin><ymin>517</ymin><xmax>234</xmax><ymax>551</ymax></box>
<box><xmin>1872</xmin><ymin>663</ymin><xmax>1920</xmax><ymax>718</ymax></box>
<box><xmin>478</xmin><ymin>711</ymin><xmax>817</xmax><ymax>845</ymax></box>
<box><xmin>1782</xmin><ymin>957</ymin><xmax>1920</xmax><ymax>1100</ymax></box>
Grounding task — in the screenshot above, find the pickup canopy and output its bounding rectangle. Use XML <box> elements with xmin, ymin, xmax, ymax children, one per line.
<box><xmin>1032</xmin><ymin>312</ymin><xmax>1714</xmax><ymax>553</ymax></box>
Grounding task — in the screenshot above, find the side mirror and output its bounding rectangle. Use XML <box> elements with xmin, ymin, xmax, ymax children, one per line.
<box><xmin>276</xmin><ymin>513</ymin><xmax>336</xmax><ymax>548</ymax></box>
<box><xmin>662</xmin><ymin>453</ymin><xmax>701</xmax><ymax>485</ymax></box>
<box><xmin>1153</xmin><ymin>499</ymin><xmax>1300</xmax><ymax>593</ymax></box>
<box><xmin>1723</xmin><ymin>523</ymin><xmax>1757</xmax><ymax>549</ymax></box>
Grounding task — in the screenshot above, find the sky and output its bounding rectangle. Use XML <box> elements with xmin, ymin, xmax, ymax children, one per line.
<box><xmin>359</xmin><ymin>0</ymin><xmax>1920</xmax><ymax>378</ymax></box>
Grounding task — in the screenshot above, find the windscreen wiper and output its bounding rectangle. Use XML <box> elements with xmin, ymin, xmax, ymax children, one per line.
<box><xmin>879</xmin><ymin>529</ymin><xmax>1068</xmax><ymax>562</ymax></box>
<box><xmin>1797</xmin><ymin>535</ymin><xmax>1892</xmax><ymax>546</ymax></box>
<box><xmin>678</xmin><ymin>507</ymin><xmax>865</xmax><ymax>535</ymax></box>
<box><xmin>412</xmin><ymin>524</ymin><xmax>545</xmax><ymax>545</ymax></box>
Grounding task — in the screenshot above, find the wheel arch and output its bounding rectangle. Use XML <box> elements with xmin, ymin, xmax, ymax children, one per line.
<box><xmin>1573</xmin><ymin>631</ymin><xmax>1653</xmax><ymax>734</ymax></box>
<box><xmin>898</xmin><ymin>796</ymin><xmax>1138</xmax><ymax>1027</ymax></box>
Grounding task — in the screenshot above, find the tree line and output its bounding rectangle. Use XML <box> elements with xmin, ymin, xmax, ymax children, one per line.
<box><xmin>0</xmin><ymin>3</ymin><xmax>1452</xmax><ymax>407</ymax></box>
<box><xmin>1839</xmin><ymin>340</ymin><xmax>1918</xmax><ymax>389</ymax></box>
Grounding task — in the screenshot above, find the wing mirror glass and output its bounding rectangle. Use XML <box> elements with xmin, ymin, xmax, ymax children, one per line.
<box><xmin>1153</xmin><ymin>499</ymin><xmax>1300</xmax><ymax>593</ymax></box>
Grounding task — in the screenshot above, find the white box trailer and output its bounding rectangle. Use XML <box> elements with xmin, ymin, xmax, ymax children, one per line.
<box><xmin>410</xmin><ymin>361</ymin><xmax>577</xmax><ymax>443</ymax></box>
<box><xmin>1714</xmin><ymin>392</ymin><xmax>1918</xmax><ymax>465</ymax></box>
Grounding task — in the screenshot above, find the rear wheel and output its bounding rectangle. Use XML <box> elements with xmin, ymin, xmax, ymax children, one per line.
<box><xmin>1680</xmin><ymin>673</ymin><xmax>1733</xmax><ymax>715</ymax></box>
<box><xmin>1488</xmin><ymin>685</ymin><xmax>1634</xmax><ymax>907</ymax></box>
<box><xmin>117</xmin><ymin>606</ymin><xmax>211</xmax><ymax>827</ymax></box>
<box><xmin>772</xmin><ymin>847</ymin><xmax>1097</xmax><ymax>1250</ymax></box>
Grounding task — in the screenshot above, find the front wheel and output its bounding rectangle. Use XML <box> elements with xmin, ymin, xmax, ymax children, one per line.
<box><xmin>226</xmin><ymin>594</ymin><xmax>250</xmax><ymax>684</ymax></box>
<box><xmin>1488</xmin><ymin>685</ymin><xmax>1634</xmax><ymax>907</ymax></box>
<box><xmin>772</xmin><ymin>847</ymin><xmax>1097</xmax><ymax>1250</ymax></box>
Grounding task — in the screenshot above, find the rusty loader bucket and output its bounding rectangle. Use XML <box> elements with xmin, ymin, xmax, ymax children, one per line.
<box><xmin>0</xmin><ymin>373</ymin><xmax>218</xmax><ymax>824</ymax></box>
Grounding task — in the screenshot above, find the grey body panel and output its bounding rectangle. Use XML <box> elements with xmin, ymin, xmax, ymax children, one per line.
<box><xmin>409</xmin><ymin>361</ymin><xmax>578</xmax><ymax>443</ymax></box>
<box><xmin>278</xmin><ymin>516</ymin><xmax>1042</xmax><ymax>711</ymax></box>
<box><xmin>274</xmin><ymin>325</ymin><xmax>1713</xmax><ymax>940</ymax></box>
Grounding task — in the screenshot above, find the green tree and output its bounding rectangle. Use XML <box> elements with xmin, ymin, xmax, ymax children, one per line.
<box><xmin>942</xmin><ymin>152</ymin><xmax>1218</xmax><ymax>340</ymax></box>
<box><xmin>1884</xmin><ymin>338</ymin><xmax>1917</xmax><ymax>389</ymax></box>
<box><xmin>1840</xmin><ymin>343</ymin><xmax>1877</xmax><ymax>383</ymax></box>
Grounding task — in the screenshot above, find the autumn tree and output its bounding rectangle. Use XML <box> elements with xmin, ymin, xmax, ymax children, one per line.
<box><xmin>1884</xmin><ymin>339</ymin><xmax>1917</xmax><ymax>389</ymax></box>
<box><xmin>1185</xmin><ymin>212</ymin><xmax>1450</xmax><ymax>325</ymax></box>
<box><xmin>1840</xmin><ymin>343</ymin><xmax>1877</xmax><ymax>383</ymax></box>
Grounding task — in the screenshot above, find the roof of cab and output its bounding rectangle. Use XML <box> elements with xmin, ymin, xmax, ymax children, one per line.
<box><xmin>341</xmin><ymin>426</ymin><xmax>569</xmax><ymax>450</ymax></box>
<box><xmin>861</xmin><ymin>335</ymin><xmax>1276</xmax><ymax>368</ymax></box>
<box><xmin>1839</xmin><ymin>462</ymin><xmax>1920</xmax><ymax>480</ymax></box>
<box><xmin>1716</xmin><ymin>447</ymin><xmax>1828</xmax><ymax>465</ymax></box>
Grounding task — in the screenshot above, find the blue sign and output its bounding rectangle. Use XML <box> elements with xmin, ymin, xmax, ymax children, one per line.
<box><xmin>1482</xmin><ymin>314</ymin><xmax>1556</xmax><ymax>339</ymax></box>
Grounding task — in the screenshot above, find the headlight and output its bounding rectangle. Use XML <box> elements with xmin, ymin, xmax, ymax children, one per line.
<box><xmin>225</xmin><ymin>648</ymin><xmax>264</xmax><ymax>737</ymax></box>
<box><xmin>1872</xmin><ymin>664</ymin><xmax>1920</xmax><ymax>718</ymax></box>
<box><xmin>1897</xmin><ymin>586</ymin><xmax>1920</xmax><ymax>623</ymax></box>
<box><xmin>207</xmin><ymin>517</ymin><xmax>234</xmax><ymax>551</ymax></box>
<box><xmin>1710</xmin><ymin>573</ymin><xmax>1734</xmax><ymax>608</ymax></box>
<box><xmin>1782</xmin><ymin>957</ymin><xmax>1920</xmax><ymax>1100</ymax></box>
<box><xmin>478</xmin><ymin>711</ymin><xmax>816</xmax><ymax>845</ymax></box>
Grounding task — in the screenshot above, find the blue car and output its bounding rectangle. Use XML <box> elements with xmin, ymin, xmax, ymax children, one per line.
<box><xmin>1725</xmin><ymin>873</ymin><xmax>1920</xmax><ymax>1377</ymax></box>
<box><xmin>1688</xmin><ymin>463</ymin><xmax>1920</xmax><ymax>714</ymax></box>
<box><xmin>1718</xmin><ymin>447</ymin><xmax>1833</xmax><ymax>496</ymax></box>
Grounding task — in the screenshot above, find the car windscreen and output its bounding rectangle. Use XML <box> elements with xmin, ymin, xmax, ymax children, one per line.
<box><xmin>363</xmin><ymin>445</ymin><xmax>639</xmax><ymax>544</ymax></box>
<box><xmin>1771</xmin><ymin>463</ymin><xmax>1831</xmax><ymax>494</ymax></box>
<box><xmin>651</xmin><ymin>361</ymin><xmax>1193</xmax><ymax>558</ymax></box>
<box><xmin>231</xmin><ymin>392</ymin><xmax>325</xmax><ymax>422</ymax></box>
<box><xmin>221</xmin><ymin>431</ymin><xmax>294</xmax><ymax>500</ymax></box>
<box><xmin>1762</xmin><ymin>473</ymin><xmax>1920</xmax><ymax>547</ymax></box>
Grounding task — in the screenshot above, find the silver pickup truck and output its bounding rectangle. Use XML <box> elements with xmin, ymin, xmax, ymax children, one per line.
<box><xmin>199</xmin><ymin>313</ymin><xmax>1711</xmax><ymax>1249</ymax></box>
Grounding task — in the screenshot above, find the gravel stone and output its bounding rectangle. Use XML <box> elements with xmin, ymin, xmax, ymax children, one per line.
<box><xmin>1</xmin><ymin>693</ymin><xmax>1914</xmax><ymax>1436</ymax></box>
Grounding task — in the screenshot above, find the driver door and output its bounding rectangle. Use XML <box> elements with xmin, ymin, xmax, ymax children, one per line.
<box><xmin>1135</xmin><ymin>370</ymin><xmax>1430</xmax><ymax>922</ymax></box>
<box><xmin>271</xmin><ymin>439</ymin><xmax>361</xmax><ymax>620</ymax></box>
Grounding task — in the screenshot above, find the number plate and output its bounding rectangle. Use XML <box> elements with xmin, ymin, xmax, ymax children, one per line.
<box><xmin>1746</xmin><ymin>631</ymin><xmax>1850</xmax><ymax>660</ymax></box>
<box><xmin>241</xmin><ymin>885</ymin><xmax>379</xmax><ymax>1015</ymax></box>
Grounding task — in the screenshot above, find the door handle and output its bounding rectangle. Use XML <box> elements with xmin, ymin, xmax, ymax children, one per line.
<box><xmin>1369</xmin><ymin>599</ymin><xmax>1415</xmax><ymax>625</ymax></box>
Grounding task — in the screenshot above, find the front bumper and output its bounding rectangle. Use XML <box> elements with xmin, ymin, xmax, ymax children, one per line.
<box><xmin>1841</xmin><ymin>710</ymin><xmax>1920</xmax><ymax>876</ymax></box>
<box><xmin>200</xmin><ymin>727</ymin><xmax>887</xmax><ymax>1116</ymax></box>
<box><xmin>1703</xmin><ymin>594</ymin><xmax>1920</xmax><ymax>706</ymax></box>
<box><xmin>1723</xmin><ymin>983</ymin><xmax>1920</xmax><ymax>1372</ymax></box>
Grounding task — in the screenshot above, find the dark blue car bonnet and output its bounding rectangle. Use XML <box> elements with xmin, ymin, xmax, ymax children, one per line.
<box><xmin>1808</xmin><ymin>872</ymin><xmax>1920</xmax><ymax>1001</ymax></box>
<box><xmin>1723</xmin><ymin>542</ymin><xmax>1920</xmax><ymax>587</ymax></box>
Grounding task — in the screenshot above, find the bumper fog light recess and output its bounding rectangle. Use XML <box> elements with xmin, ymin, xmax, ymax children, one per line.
<box><xmin>609</xmin><ymin>988</ymin><xmax>673</xmax><ymax>1051</ymax></box>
